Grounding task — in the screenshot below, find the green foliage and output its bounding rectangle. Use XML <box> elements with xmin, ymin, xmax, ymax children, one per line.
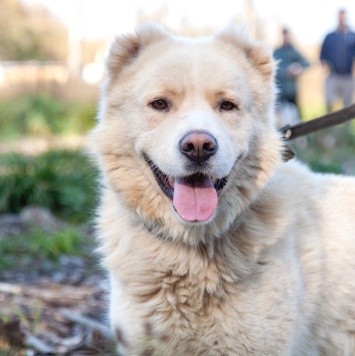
<box><xmin>292</xmin><ymin>122</ymin><xmax>355</xmax><ymax>175</ymax></box>
<box><xmin>31</xmin><ymin>227</ymin><xmax>87</xmax><ymax>259</ymax></box>
<box><xmin>0</xmin><ymin>150</ymin><xmax>98</xmax><ymax>223</ymax></box>
<box><xmin>0</xmin><ymin>95</ymin><xmax>96</xmax><ymax>140</ymax></box>
<box><xmin>0</xmin><ymin>226</ymin><xmax>91</xmax><ymax>270</ymax></box>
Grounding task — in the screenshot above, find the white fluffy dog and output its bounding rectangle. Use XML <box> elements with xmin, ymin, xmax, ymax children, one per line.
<box><xmin>90</xmin><ymin>24</ymin><xmax>355</xmax><ymax>355</ymax></box>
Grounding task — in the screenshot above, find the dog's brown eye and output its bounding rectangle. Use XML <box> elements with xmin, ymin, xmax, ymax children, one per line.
<box><xmin>151</xmin><ymin>99</ymin><xmax>168</xmax><ymax>111</ymax></box>
<box><xmin>220</xmin><ymin>101</ymin><xmax>237</xmax><ymax>111</ymax></box>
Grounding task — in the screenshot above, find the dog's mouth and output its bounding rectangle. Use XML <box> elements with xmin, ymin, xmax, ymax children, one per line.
<box><xmin>145</xmin><ymin>156</ymin><xmax>227</xmax><ymax>223</ymax></box>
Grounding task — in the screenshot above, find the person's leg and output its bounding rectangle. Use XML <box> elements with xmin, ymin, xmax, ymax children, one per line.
<box><xmin>286</xmin><ymin>95</ymin><xmax>297</xmax><ymax>107</ymax></box>
<box><xmin>326</xmin><ymin>74</ymin><xmax>337</xmax><ymax>112</ymax></box>
<box><xmin>342</xmin><ymin>75</ymin><xmax>354</xmax><ymax>108</ymax></box>
<box><xmin>284</xmin><ymin>94</ymin><xmax>302</xmax><ymax>119</ymax></box>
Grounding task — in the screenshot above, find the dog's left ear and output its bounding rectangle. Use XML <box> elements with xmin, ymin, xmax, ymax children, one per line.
<box><xmin>215</xmin><ymin>26</ymin><xmax>274</xmax><ymax>80</ymax></box>
<box><xmin>245</xmin><ymin>42</ymin><xmax>274</xmax><ymax>80</ymax></box>
<box><xmin>107</xmin><ymin>23</ymin><xmax>169</xmax><ymax>80</ymax></box>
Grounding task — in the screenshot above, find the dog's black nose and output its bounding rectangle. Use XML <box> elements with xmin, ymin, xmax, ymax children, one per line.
<box><xmin>179</xmin><ymin>131</ymin><xmax>218</xmax><ymax>164</ymax></box>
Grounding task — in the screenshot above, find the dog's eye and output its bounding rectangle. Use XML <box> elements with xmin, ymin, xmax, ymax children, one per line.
<box><xmin>220</xmin><ymin>101</ymin><xmax>237</xmax><ymax>111</ymax></box>
<box><xmin>150</xmin><ymin>99</ymin><xmax>169</xmax><ymax>111</ymax></box>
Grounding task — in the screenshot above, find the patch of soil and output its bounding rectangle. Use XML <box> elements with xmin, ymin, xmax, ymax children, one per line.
<box><xmin>0</xmin><ymin>208</ymin><xmax>116</xmax><ymax>354</ymax></box>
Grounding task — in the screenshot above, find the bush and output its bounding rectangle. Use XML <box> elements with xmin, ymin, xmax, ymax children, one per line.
<box><xmin>0</xmin><ymin>149</ymin><xmax>98</xmax><ymax>223</ymax></box>
<box><xmin>0</xmin><ymin>94</ymin><xmax>96</xmax><ymax>140</ymax></box>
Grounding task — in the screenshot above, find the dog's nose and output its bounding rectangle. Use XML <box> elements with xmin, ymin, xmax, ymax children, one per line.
<box><xmin>179</xmin><ymin>131</ymin><xmax>218</xmax><ymax>164</ymax></box>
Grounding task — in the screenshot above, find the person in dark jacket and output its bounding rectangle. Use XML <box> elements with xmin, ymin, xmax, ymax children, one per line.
<box><xmin>320</xmin><ymin>9</ymin><xmax>355</xmax><ymax>112</ymax></box>
<box><xmin>274</xmin><ymin>28</ymin><xmax>309</xmax><ymax>115</ymax></box>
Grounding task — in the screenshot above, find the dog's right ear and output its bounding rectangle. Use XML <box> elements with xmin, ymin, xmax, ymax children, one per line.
<box><xmin>215</xmin><ymin>25</ymin><xmax>274</xmax><ymax>81</ymax></box>
<box><xmin>106</xmin><ymin>23</ymin><xmax>169</xmax><ymax>79</ymax></box>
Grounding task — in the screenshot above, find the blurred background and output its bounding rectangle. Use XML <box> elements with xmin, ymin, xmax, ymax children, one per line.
<box><xmin>0</xmin><ymin>0</ymin><xmax>355</xmax><ymax>353</ymax></box>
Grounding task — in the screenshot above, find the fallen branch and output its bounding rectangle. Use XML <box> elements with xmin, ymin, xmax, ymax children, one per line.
<box><xmin>25</xmin><ymin>333</ymin><xmax>55</xmax><ymax>354</ymax></box>
<box><xmin>0</xmin><ymin>282</ymin><xmax>22</xmax><ymax>295</ymax></box>
<box><xmin>60</xmin><ymin>309</ymin><xmax>112</xmax><ymax>338</ymax></box>
<box><xmin>0</xmin><ymin>282</ymin><xmax>94</xmax><ymax>306</ymax></box>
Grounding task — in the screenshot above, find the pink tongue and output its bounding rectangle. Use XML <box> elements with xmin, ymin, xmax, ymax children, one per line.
<box><xmin>173</xmin><ymin>175</ymin><xmax>218</xmax><ymax>222</ymax></box>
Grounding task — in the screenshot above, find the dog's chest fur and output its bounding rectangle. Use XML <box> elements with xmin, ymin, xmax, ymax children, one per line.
<box><xmin>99</xmin><ymin>189</ymin><xmax>311</xmax><ymax>355</ymax></box>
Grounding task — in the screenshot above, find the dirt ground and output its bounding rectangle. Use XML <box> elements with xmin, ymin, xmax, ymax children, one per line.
<box><xmin>0</xmin><ymin>210</ymin><xmax>116</xmax><ymax>355</ymax></box>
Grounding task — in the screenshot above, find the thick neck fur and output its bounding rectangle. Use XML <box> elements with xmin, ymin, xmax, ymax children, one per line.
<box><xmin>96</xmin><ymin>164</ymin><xmax>288</xmax><ymax>283</ymax></box>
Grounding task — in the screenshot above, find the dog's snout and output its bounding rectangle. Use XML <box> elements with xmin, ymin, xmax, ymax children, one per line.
<box><xmin>179</xmin><ymin>131</ymin><xmax>218</xmax><ymax>164</ymax></box>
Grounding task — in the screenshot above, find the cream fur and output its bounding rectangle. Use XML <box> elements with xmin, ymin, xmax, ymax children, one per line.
<box><xmin>90</xmin><ymin>24</ymin><xmax>355</xmax><ymax>355</ymax></box>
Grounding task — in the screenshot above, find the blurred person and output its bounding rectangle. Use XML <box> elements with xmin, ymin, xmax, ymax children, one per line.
<box><xmin>320</xmin><ymin>9</ymin><xmax>355</xmax><ymax>112</ymax></box>
<box><xmin>273</xmin><ymin>27</ymin><xmax>309</xmax><ymax>125</ymax></box>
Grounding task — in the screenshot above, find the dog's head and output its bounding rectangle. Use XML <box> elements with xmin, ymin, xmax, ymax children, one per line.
<box><xmin>91</xmin><ymin>24</ymin><xmax>284</xmax><ymax>244</ymax></box>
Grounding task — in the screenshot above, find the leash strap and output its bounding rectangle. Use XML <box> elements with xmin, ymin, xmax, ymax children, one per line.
<box><xmin>279</xmin><ymin>104</ymin><xmax>355</xmax><ymax>141</ymax></box>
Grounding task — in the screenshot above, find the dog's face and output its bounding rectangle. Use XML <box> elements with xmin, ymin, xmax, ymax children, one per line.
<box><xmin>92</xmin><ymin>24</ymin><xmax>283</xmax><ymax>244</ymax></box>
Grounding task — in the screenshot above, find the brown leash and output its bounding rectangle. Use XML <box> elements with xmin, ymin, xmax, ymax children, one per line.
<box><xmin>279</xmin><ymin>104</ymin><xmax>355</xmax><ymax>141</ymax></box>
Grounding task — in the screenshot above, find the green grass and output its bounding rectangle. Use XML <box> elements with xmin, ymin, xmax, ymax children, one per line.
<box><xmin>0</xmin><ymin>94</ymin><xmax>96</xmax><ymax>141</ymax></box>
<box><xmin>0</xmin><ymin>226</ymin><xmax>92</xmax><ymax>270</ymax></box>
<box><xmin>0</xmin><ymin>149</ymin><xmax>98</xmax><ymax>223</ymax></box>
<box><xmin>292</xmin><ymin>121</ymin><xmax>355</xmax><ymax>175</ymax></box>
